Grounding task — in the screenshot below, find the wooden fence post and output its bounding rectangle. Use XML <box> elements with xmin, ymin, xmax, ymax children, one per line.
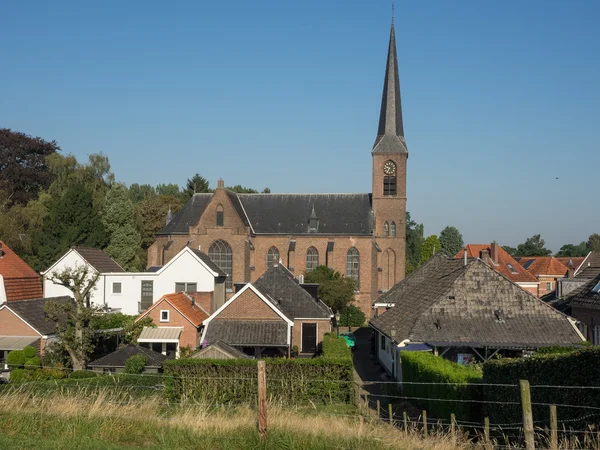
<box><xmin>422</xmin><ymin>410</ymin><xmax>428</xmax><ymax>438</ymax></box>
<box><xmin>450</xmin><ymin>413</ymin><xmax>456</xmax><ymax>443</ymax></box>
<box><xmin>389</xmin><ymin>403</ymin><xmax>393</xmax><ymax>427</ymax></box>
<box><xmin>484</xmin><ymin>416</ymin><xmax>491</xmax><ymax>450</ymax></box>
<box><xmin>257</xmin><ymin>360</ymin><xmax>267</xmax><ymax>442</ymax></box>
<box><xmin>549</xmin><ymin>404</ymin><xmax>558</xmax><ymax>450</ymax></box>
<box><xmin>377</xmin><ymin>399</ymin><xmax>381</xmax><ymax>418</ymax></box>
<box><xmin>520</xmin><ymin>379</ymin><xmax>535</xmax><ymax>450</ymax></box>
<box><xmin>403</xmin><ymin>411</ymin><xmax>408</xmax><ymax>433</ymax></box>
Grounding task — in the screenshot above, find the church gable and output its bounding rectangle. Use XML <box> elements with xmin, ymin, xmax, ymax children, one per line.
<box><xmin>192</xmin><ymin>186</ymin><xmax>248</xmax><ymax>235</ymax></box>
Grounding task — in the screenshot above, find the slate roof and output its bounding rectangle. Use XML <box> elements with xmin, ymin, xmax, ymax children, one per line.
<box><xmin>73</xmin><ymin>247</ymin><xmax>124</xmax><ymax>273</ymax></box>
<box><xmin>0</xmin><ymin>241</ymin><xmax>43</xmax><ymax>301</ymax></box>
<box><xmin>254</xmin><ymin>265</ymin><xmax>332</xmax><ymax>320</ymax></box>
<box><xmin>204</xmin><ymin>320</ymin><xmax>288</xmax><ymax>347</ymax></box>
<box><xmin>575</xmin><ymin>252</ymin><xmax>600</xmax><ymax>280</ymax></box>
<box><xmin>88</xmin><ymin>344</ymin><xmax>167</xmax><ymax>368</ymax></box>
<box><xmin>190</xmin><ymin>249</ymin><xmax>227</xmax><ymax>277</ymax></box>
<box><xmin>455</xmin><ymin>245</ymin><xmax>538</xmax><ymax>284</ymax></box>
<box><xmin>568</xmin><ymin>274</ymin><xmax>600</xmax><ymax>310</ymax></box>
<box><xmin>370</xmin><ymin>254</ymin><xmax>583</xmax><ymax>349</ymax></box>
<box><xmin>159</xmin><ymin>193</ymin><xmax>213</xmax><ymax>235</ymax></box>
<box><xmin>516</xmin><ymin>257</ymin><xmax>568</xmax><ymax>277</ymax></box>
<box><xmin>3</xmin><ymin>296</ymin><xmax>73</xmax><ymax>335</ymax></box>
<box><xmin>191</xmin><ymin>341</ymin><xmax>251</xmax><ymax>359</ymax></box>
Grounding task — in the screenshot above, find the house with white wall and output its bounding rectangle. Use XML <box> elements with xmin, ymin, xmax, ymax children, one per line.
<box><xmin>43</xmin><ymin>247</ymin><xmax>227</xmax><ymax>315</ymax></box>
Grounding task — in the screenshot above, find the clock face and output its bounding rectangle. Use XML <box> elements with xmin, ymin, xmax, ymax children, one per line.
<box><xmin>383</xmin><ymin>160</ymin><xmax>396</xmax><ymax>175</ymax></box>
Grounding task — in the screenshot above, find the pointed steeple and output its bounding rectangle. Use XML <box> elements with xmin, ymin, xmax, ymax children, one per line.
<box><xmin>372</xmin><ymin>22</ymin><xmax>407</xmax><ymax>153</ymax></box>
<box><xmin>166</xmin><ymin>206</ymin><xmax>173</xmax><ymax>226</ymax></box>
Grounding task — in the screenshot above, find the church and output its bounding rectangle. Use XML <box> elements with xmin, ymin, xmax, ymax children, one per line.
<box><xmin>147</xmin><ymin>22</ymin><xmax>408</xmax><ymax>317</ymax></box>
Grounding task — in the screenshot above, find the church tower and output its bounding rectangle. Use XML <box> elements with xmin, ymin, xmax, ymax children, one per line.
<box><xmin>372</xmin><ymin>20</ymin><xmax>407</xmax><ymax>288</ymax></box>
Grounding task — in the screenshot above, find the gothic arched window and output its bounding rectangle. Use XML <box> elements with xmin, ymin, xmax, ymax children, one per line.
<box><xmin>306</xmin><ymin>247</ymin><xmax>319</xmax><ymax>272</ymax></box>
<box><xmin>384</xmin><ymin>221</ymin><xmax>389</xmax><ymax>237</ymax></box>
<box><xmin>267</xmin><ymin>246</ymin><xmax>280</xmax><ymax>269</ymax></box>
<box><xmin>346</xmin><ymin>247</ymin><xmax>360</xmax><ymax>290</ymax></box>
<box><xmin>390</xmin><ymin>221</ymin><xmax>396</xmax><ymax>237</ymax></box>
<box><xmin>209</xmin><ymin>240</ymin><xmax>232</xmax><ymax>291</ymax></box>
<box><xmin>216</xmin><ymin>205</ymin><xmax>224</xmax><ymax>227</ymax></box>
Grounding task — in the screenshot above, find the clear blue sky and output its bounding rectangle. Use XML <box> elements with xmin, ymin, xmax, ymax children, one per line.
<box><xmin>1</xmin><ymin>1</ymin><xmax>598</xmax><ymax>252</ymax></box>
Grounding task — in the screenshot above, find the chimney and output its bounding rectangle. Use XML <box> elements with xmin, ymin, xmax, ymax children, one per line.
<box><xmin>217</xmin><ymin>178</ymin><xmax>224</xmax><ymax>189</ymax></box>
<box><xmin>490</xmin><ymin>241</ymin><xmax>499</xmax><ymax>265</ymax></box>
<box><xmin>567</xmin><ymin>260</ymin><xmax>575</xmax><ymax>279</ymax></box>
<box><xmin>480</xmin><ymin>249</ymin><xmax>490</xmax><ymax>264</ymax></box>
<box><xmin>463</xmin><ymin>247</ymin><xmax>468</xmax><ymax>266</ymax></box>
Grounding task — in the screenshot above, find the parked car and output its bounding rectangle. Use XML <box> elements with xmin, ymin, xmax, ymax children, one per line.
<box><xmin>340</xmin><ymin>332</ymin><xmax>356</xmax><ymax>350</ymax></box>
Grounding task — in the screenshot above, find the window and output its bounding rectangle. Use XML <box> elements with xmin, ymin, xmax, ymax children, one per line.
<box><xmin>390</xmin><ymin>221</ymin><xmax>396</xmax><ymax>237</ymax></box>
<box><xmin>306</xmin><ymin>247</ymin><xmax>319</xmax><ymax>272</ymax></box>
<box><xmin>160</xmin><ymin>310</ymin><xmax>169</xmax><ymax>322</ymax></box>
<box><xmin>209</xmin><ymin>239</ymin><xmax>233</xmax><ymax>291</ymax></box>
<box><xmin>383</xmin><ymin>176</ymin><xmax>396</xmax><ymax>196</ymax></box>
<box><xmin>380</xmin><ymin>334</ymin><xmax>386</xmax><ymax>351</ymax></box>
<box><xmin>594</xmin><ymin>326</ymin><xmax>600</xmax><ymax>346</ymax></box>
<box><xmin>103</xmin><ymin>368</ymin><xmax>116</xmax><ymax>374</ymax></box>
<box><xmin>346</xmin><ymin>247</ymin><xmax>360</xmax><ymax>290</ymax></box>
<box><xmin>546</xmin><ymin>282</ymin><xmax>552</xmax><ymax>291</ymax></box>
<box><xmin>175</xmin><ymin>283</ymin><xmax>185</xmax><ymax>292</ymax></box>
<box><xmin>216</xmin><ymin>205</ymin><xmax>224</xmax><ymax>227</ymax></box>
<box><xmin>267</xmin><ymin>246</ymin><xmax>280</xmax><ymax>268</ymax></box>
<box><xmin>383</xmin><ymin>221</ymin><xmax>389</xmax><ymax>237</ymax></box>
<box><xmin>175</xmin><ymin>282</ymin><xmax>196</xmax><ymax>292</ymax></box>
<box><xmin>112</xmin><ymin>282</ymin><xmax>122</xmax><ymax>294</ymax></box>
<box><xmin>140</xmin><ymin>281</ymin><xmax>153</xmax><ymax>311</ymax></box>
<box><xmin>507</xmin><ymin>264</ymin><xmax>518</xmax><ymax>274</ymax></box>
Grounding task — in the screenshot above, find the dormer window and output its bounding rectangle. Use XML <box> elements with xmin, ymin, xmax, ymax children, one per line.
<box><xmin>308</xmin><ymin>205</ymin><xmax>319</xmax><ymax>233</ymax></box>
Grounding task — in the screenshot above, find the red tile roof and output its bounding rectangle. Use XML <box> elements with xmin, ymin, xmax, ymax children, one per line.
<box><xmin>455</xmin><ymin>244</ymin><xmax>538</xmax><ymax>284</ymax></box>
<box><xmin>556</xmin><ymin>257</ymin><xmax>585</xmax><ymax>270</ymax></box>
<box><xmin>0</xmin><ymin>241</ymin><xmax>42</xmax><ymax>301</ymax></box>
<box><xmin>137</xmin><ymin>292</ymin><xmax>211</xmax><ymax>327</ymax></box>
<box><xmin>518</xmin><ymin>257</ymin><xmax>568</xmax><ymax>277</ymax></box>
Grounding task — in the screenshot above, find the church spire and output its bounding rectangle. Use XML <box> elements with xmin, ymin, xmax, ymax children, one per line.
<box><xmin>372</xmin><ymin>21</ymin><xmax>407</xmax><ymax>153</ymax></box>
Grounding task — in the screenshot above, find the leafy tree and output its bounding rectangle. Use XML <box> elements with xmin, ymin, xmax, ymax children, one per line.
<box><xmin>406</xmin><ymin>212</ymin><xmax>424</xmax><ymax>275</ymax></box>
<box><xmin>338</xmin><ymin>304</ymin><xmax>366</xmax><ymax>327</ymax></box>
<box><xmin>183</xmin><ymin>173</ymin><xmax>210</xmax><ymax>201</ymax></box>
<box><xmin>128</xmin><ymin>183</ymin><xmax>155</xmax><ymax>203</ymax></box>
<box><xmin>588</xmin><ymin>234</ymin><xmax>600</xmax><ymax>252</ymax></box>
<box><xmin>138</xmin><ymin>195</ymin><xmax>182</xmax><ymax>249</ymax></box>
<box><xmin>304</xmin><ymin>265</ymin><xmax>355</xmax><ymax>312</ymax></box>
<box><xmin>556</xmin><ymin>242</ymin><xmax>589</xmax><ymax>257</ymax></box>
<box><xmin>515</xmin><ymin>234</ymin><xmax>552</xmax><ymax>257</ymax></box>
<box><xmin>439</xmin><ymin>226</ymin><xmax>464</xmax><ymax>257</ymax></box>
<box><xmin>0</xmin><ymin>128</ymin><xmax>60</xmax><ymax>206</ymax></box>
<box><xmin>262</xmin><ymin>187</ymin><xmax>271</xmax><ymax>193</ymax></box>
<box><xmin>45</xmin><ymin>265</ymin><xmax>101</xmax><ymax>370</ymax></box>
<box><xmin>502</xmin><ymin>245</ymin><xmax>517</xmax><ymax>257</ymax></box>
<box><xmin>124</xmin><ymin>354</ymin><xmax>148</xmax><ymax>374</ymax></box>
<box><xmin>226</xmin><ymin>185</ymin><xmax>258</xmax><ymax>193</ymax></box>
<box><xmin>32</xmin><ymin>183</ymin><xmax>107</xmax><ymax>271</ymax></box>
<box><xmin>419</xmin><ymin>235</ymin><xmax>441</xmax><ymax>265</ymax></box>
<box><xmin>155</xmin><ymin>183</ymin><xmax>181</xmax><ymax>198</ymax></box>
<box><xmin>103</xmin><ymin>184</ymin><xmax>142</xmax><ymax>270</ymax></box>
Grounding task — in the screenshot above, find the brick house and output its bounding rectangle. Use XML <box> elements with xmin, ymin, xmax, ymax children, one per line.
<box><xmin>0</xmin><ymin>241</ymin><xmax>43</xmax><ymax>303</ymax></box>
<box><xmin>515</xmin><ymin>256</ymin><xmax>568</xmax><ymax>297</ymax></box>
<box><xmin>147</xmin><ymin>22</ymin><xmax>409</xmax><ymax>318</ymax></box>
<box><xmin>0</xmin><ymin>296</ymin><xmax>71</xmax><ymax>368</ymax></box>
<box><xmin>201</xmin><ymin>264</ymin><xmax>333</xmax><ymax>357</ymax></box>
<box><xmin>558</xmin><ymin>252</ymin><xmax>600</xmax><ymax>298</ymax></box>
<box><xmin>369</xmin><ymin>254</ymin><xmax>584</xmax><ymax>380</ymax></box>
<box><xmin>136</xmin><ymin>292</ymin><xmax>212</xmax><ymax>357</ymax></box>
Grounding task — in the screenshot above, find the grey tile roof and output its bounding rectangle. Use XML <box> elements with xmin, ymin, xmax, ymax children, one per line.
<box><xmin>5</xmin><ymin>296</ymin><xmax>73</xmax><ymax>335</ymax></box>
<box><xmin>370</xmin><ymin>255</ymin><xmax>582</xmax><ymax>349</ymax></box>
<box><xmin>254</xmin><ymin>265</ymin><xmax>332</xmax><ymax>320</ymax></box>
<box><xmin>190</xmin><ymin>248</ymin><xmax>226</xmax><ymax>277</ymax></box>
<box><xmin>88</xmin><ymin>344</ymin><xmax>167</xmax><ymax>368</ymax></box>
<box><xmin>575</xmin><ymin>252</ymin><xmax>600</xmax><ymax>280</ymax></box>
<box><xmin>159</xmin><ymin>193</ymin><xmax>212</xmax><ymax>235</ymax></box>
<box><xmin>73</xmin><ymin>247</ymin><xmax>124</xmax><ymax>273</ymax></box>
<box><xmin>191</xmin><ymin>341</ymin><xmax>251</xmax><ymax>359</ymax></box>
<box><xmin>204</xmin><ymin>320</ymin><xmax>288</xmax><ymax>347</ymax></box>
<box><xmin>568</xmin><ymin>274</ymin><xmax>600</xmax><ymax>310</ymax></box>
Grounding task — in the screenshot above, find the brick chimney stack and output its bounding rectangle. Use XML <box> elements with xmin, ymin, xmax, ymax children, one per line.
<box><xmin>567</xmin><ymin>260</ymin><xmax>575</xmax><ymax>278</ymax></box>
<box><xmin>217</xmin><ymin>178</ymin><xmax>224</xmax><ymax>189</ymax></box>
<box><xmin>480</xmin><ymin>249</ymin><xmax>490</xmax><ymax>264</ymax></box>
<box><xmin>491</xmin><ymin>241</ymin><xmax>499</xmax><ymax>265</ymax></box>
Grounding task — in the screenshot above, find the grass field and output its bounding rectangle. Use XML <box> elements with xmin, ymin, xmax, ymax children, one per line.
<box><xmin>0</xmin><ymin>389</ymin><xmax>463</xmax><ymax>450</ymax></box>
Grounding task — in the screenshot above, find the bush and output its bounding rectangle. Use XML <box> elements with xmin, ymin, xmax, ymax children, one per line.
<box><xmin>10</xmin><ymin>368</ymin><xmax>30</xmax><ymax>382</ymax></box>
<box><xmin>124</xmin><ymin>355</ymin><xmax>148</xmax><ymax>374</ymax></box>
<box><xmin>69</xmin><ymin>370</ymin><xmax>98</xmax><ymax>379</ymax></box>
<box><xmin>400</xmin><ymin>352</ymin><xmax>483</xmax><ymax>421</ymax></box>
<box><xmin>24</xmin><ymin>357</ymin><xmax>41</xmax><ymax>369</ymax></box>
<box><xmin>321</xmin><ymin>333</ymin><xmax>352</xmax><ymax>361</ymax></box>
<box><xmin>338</xmin><ymin>305</ymin><xmax>366</xmax><ymax>327</ymax></box>
<box><xmin>6</xmin><ymin>350</ymin><xmax>27</xmax><ymax>367</ymax></box>
<box><xmin>22</xmin><ymin>346</ymin><xmax>36</xmax><ymax>359</ymax></box>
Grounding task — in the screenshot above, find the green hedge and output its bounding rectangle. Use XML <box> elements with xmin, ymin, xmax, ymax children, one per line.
<box><xmin>400</xmin><ymin>352</ymin><xmax>483</xmax><ymax>421</ymax></box>
<box><xmin>482</xmin><ymin>347</ymin><xmax>600</xmax><ymax>426</ymax></box>
<box><xmin>164</xmin><ymin>335</ymin><xmax>353</xmax><ymax>405</ymax></box>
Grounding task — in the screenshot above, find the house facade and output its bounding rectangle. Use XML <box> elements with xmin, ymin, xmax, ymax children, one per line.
<box><xmin>146</xmin><ymin>22</ymin><xmax>409</xmax><ymax>318</ymax></box>
<box><xmin>558</xmin><ymin>252</ymin><xmax>600</xmax><ymax>298</ymax></box>
<box><xmin>516</xmin><ymin>256</ymin><xmax>568</xmax><ymax>297</ymax></box>
<box><xmin>43</xmin><ymin>246</ymin><xmax>226</xmax><ymax>315</ymax></box>
<box><xmin>369</xmin><ymin>254</ymin><xmax>584</xmax><ymax>380</ymax></box>
<box><xmin>0</xmin><ymin>241</ymin><xmax>43</xmax><ymax>304</ymax></box>
<box><xmin>566</xmin><ymin>273</ymin><xmax>600</xmax><ymax>343</ymax></box>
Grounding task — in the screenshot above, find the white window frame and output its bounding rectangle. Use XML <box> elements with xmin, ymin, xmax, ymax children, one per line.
<box><xmin>112</xmin><ymin>282</ymin><xmax>122</xmax><ymax>294</ymax></box>
<box><xmin>546</xmin><ymin>281</ymin><xmax>552</xmax><ymax>291</ymax></box>
<box><xmin>160</xmin><ymin>310</ymin><xmax>170</xmax><ymax>323</ymax></box>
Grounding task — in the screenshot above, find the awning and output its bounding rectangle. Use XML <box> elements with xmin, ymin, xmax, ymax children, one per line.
<box><xmin>137</xmin><ymin>327</ymin><xmax>182</xmax><ymax>343</ymax></box>
<box><xmin>0</xmin><ymin>336</ymin><xmax>39</xmax><ymax>351</ymax></box>
<box><xmin>399</xmin><ymin>343</ymin><xmax>432</xmax><ymax>352</ymax></box>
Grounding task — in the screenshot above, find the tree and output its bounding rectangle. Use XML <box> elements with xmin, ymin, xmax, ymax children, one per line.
<box><xmin>45</xmin><ymin>265</ymin><xmax>101</xmax><ymax>370</ymax></box>
<box><xmin>128</xmin><ymin>183</ymin><xmax>156</xmax><ymax>203</ymax></box>
<box><xmin>502</xmin><ymin>245</ymin><xmax>517</xmax><ymax>257</ymax></box>
<box><xmin>262</xmin><ymin>187</ymin><xmax>271</xmax><ymax>193</ymax></box>
<box><xmin>419</xmin><ymin>235</ymin><xmax>441</xmax><ymax>266</ymax></box>
<box><xmin>588</xmin><ymin>234</ymin><xmax>600</xmax><ymax>252</ymax></box>
<box><xmin>155</xmin><ymin>183</ymin><xmax>181</xmax><ymax>198</ymax></box>
<box><xmin>183</xmin><ymin>173</ymin><xmax>210</xmax><ymax>201</ymax></box>
<box><xmin>338</xmin><ymin>304</ymin><xmax>366</xmax><ymax>327</ymax></box>
<box><xmin>556</xmin><ymin>242</ymin><xmax>589</xmax><ymax>257</ymax></box>
<box><xmin>0</xmin><ymin>128</ymin><xmax>60</xmax><ymax>206</ymax></box>
<box><xmin>406</xmin><ymin>212</ymin><xmax>424</xmax><ymax>275</ymax></box>
<box><xmin>515</xmin><ymin>234</ymin><xmax>552</xmax><ymax>257</ymax></box>
<box><xmin>439</xmin><ymin>226</ymin><xmax>464</xmax><ymax>257</ymax></box>
<box><xmin>226</xmin><ymin>185</ymin><xmax>258</xmax><ymax>193</ymax></box>
<box><xmin>304</xmin><ymin>265</ymin><xmax>355</xmax><ymax>312</ymax></box>
<box><xmin>31</xmin><ymin>183</ymin><xmax>107</xmax><ymax>271</ymax></box>
<box><xmin>138</xmin><ymin>195</ymin><xmax>182</xmax><ymax>249</ymax></box>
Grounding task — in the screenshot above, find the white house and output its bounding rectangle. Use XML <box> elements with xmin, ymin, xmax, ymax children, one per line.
<box><xmin>43</xmin><ymin>247</ymin><xmax>227</xmax><ymax>315</ymax></box>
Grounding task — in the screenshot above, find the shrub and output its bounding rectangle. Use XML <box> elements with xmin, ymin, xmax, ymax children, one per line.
<box><xmin>321</xmin><ymin>333</ymin><xmax>352</xmax><ymax>361</ymax></box>
<box><xmin>6</xmin><ymin>350</ymin><xmax>27</xmax><ymax>367</ymax></box>
<box><xmin>24</xmin><ymin>357</ymin><xmax>41</xmax><ymax>369</ymax></box>
<box><xmin>69</xmin><ymin>370</ymin><xmax>98</xmax><ymax>379</ymax></box>
<box><xmin>338</xmin><ymin>305</ymin><xmax>366</xmax><ymax>327</ymax></box>
<box><xmin>22</xmin><ymin>346</ymin><xmax>36</xmax><ymax>359</ymax></box>
<box><xmin>10</xmin><ymin>368</ymin><xmax>29</xmax><ymax>382</ymax></box>
<box><xmin>124</xmin><ymin>355</ymin><xmax>148</xmax><ymax>374</ymax></box>
<box><xmin>400</xmin><ymin>351</ymin><xmax>483</xmax><ymax>421</ymax></box>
